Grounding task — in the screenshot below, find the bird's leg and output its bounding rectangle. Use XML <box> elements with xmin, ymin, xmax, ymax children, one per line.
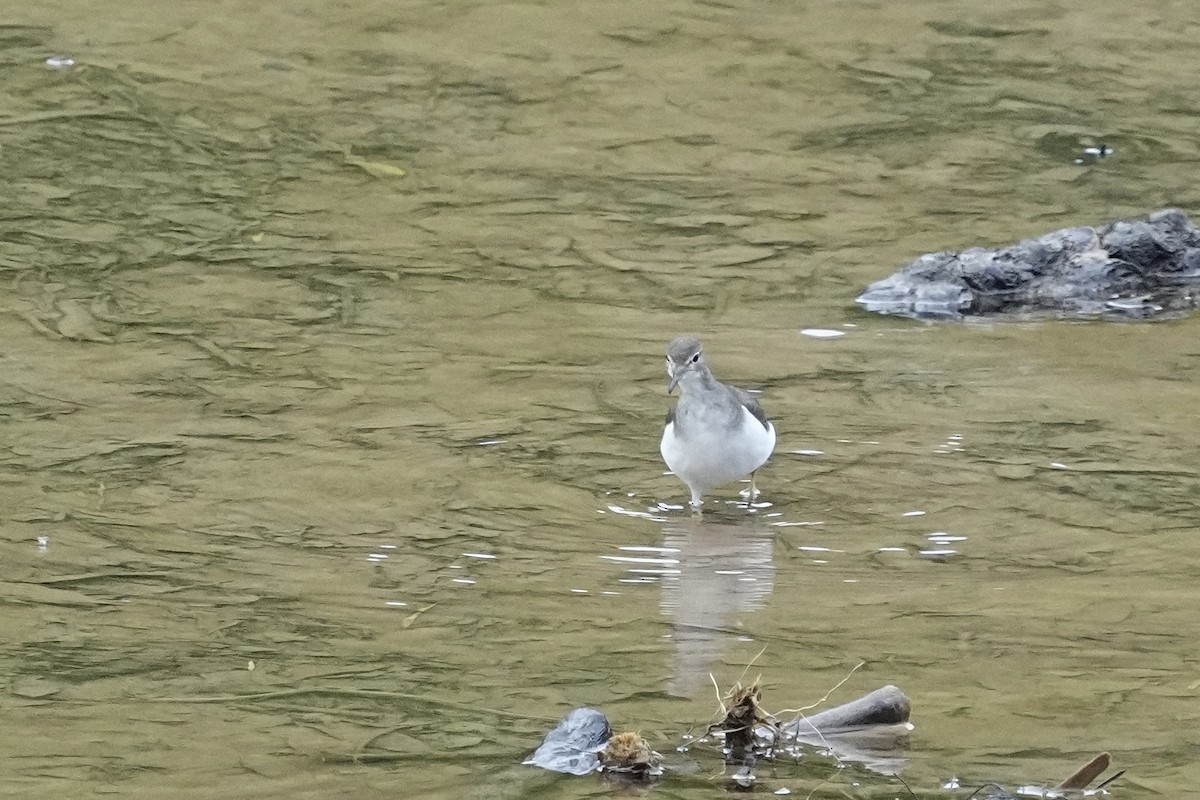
<box><xmin>738</xmin><ymin>474</ymin><xmax>760</xmax><ymax>504</ymax></box>
<box><xmin>689</xmin><ymin>490</ymin><xmax>704</xmax><ymax>515</ymax></box>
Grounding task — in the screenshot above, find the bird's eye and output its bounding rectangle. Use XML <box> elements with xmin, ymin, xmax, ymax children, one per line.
<box><xmin>690</xmin><ymin>352</ymin><xmax>701</xmax><ymax>363</ymax></box>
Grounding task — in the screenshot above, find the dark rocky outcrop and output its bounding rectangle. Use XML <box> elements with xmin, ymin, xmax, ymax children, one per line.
<box><xmin>856</xmin><ymin>209</ymin><xmax>1200</xmax><ymax>320</ymax></box>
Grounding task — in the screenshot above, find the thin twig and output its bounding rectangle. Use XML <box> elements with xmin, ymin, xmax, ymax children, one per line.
<box><xmin>895</xmin><ymin>775</ymin><xmax>921</xmax><ymax>800</ymax></box>
<box><xmin>775</xmin><ymin>660</ymin><xmax>866</xmax><ymax>716</ymax></box>
<box><xmin>778</xmin><ymin>661</ymin><xmax>868</xmax><ymax>776</ymax></box>
<box><xmin>708</xmin><ymin>672</ymin><xmax>726</xmax><ymax>715</ymax></box>
<box><xmin>734</xmin><ymin>644</ymin><xmax>769</xmax><ymax>687</ymax></box>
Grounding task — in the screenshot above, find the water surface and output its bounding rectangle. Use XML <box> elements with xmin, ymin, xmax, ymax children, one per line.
<box><xmin>2</xmin><ymin>2</ymin><xmax>1199</xmax><ymax>798</ymax></box>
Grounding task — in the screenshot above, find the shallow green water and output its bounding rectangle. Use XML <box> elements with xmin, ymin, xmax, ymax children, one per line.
<box><xmin>2</xmin><ymin>2</ymin><xmax>1199</xmax><ymax>798</ymax></box>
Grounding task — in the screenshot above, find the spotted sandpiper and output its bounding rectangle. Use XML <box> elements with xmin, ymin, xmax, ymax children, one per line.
<box><xmin>659</xmin><ymin>336</ymin><xmax>776</xmax><ymax>509</ymax></box>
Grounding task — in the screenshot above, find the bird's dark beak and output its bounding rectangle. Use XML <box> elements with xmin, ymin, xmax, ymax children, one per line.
<box><xmin>666</xmin><ymin>358</ymin><xmax>680</xmax><ymax>393</ymax></box>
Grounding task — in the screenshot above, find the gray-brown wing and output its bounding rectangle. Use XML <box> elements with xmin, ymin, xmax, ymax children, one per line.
<box><xmin>729</xmin><ymin>385</ymin><xmax>771</xmax><ymax>431</ymax></box>
<box><xmin>664</xmin><ymin>405</ymin><xmax>676</xmax><ymax>426</ymax></box>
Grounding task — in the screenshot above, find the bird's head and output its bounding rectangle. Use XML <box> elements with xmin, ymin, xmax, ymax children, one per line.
<box><xmin>665</xmin><ymin>336</ymin><xmax>705</xmax><ymax>393</ymax></box>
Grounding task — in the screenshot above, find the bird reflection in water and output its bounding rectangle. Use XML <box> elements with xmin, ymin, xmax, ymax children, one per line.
<box><xmin>658</xmin><ymin>514</ymin><xmax>775</xmax><ymax>698</ymax></box>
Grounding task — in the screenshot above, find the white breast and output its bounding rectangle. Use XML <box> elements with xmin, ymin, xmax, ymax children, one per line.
<box><xmin>661</xmin><ymin>406</ymin><xmax>775</xmax><ymax>495</ymax></box>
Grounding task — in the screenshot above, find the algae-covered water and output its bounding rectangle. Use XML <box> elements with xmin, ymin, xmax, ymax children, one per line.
<box><xmin>2</xmin><ymin>2</ymin><xmax>1199</xmax><ymax>798</ymax></box>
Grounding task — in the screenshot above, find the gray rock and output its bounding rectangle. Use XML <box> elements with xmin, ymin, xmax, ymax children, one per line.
<box><xmin>523</xmin><ymin>707</ymin><xmax>611</xmax><ymax>775</ymax></box>
<box><xmin>857</xmin><ymin>209</ymin><xmax>1200</xmax><ymax>319</ymax></box>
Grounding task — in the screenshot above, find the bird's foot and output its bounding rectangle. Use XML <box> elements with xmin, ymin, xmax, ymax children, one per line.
<box><xmin>739</xmin><ymin>473</ymin><xmax>761</xmax><ymax>503</ymax></box>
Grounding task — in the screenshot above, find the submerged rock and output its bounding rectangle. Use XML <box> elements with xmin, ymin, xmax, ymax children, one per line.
<box><xmin>856</xmin><ymin>208</ymin><xmax>1200</xmax><ymax>320</ymax></box>
<box><xmin>523</xmin><ymin>707</ymin><xmax>611</xmax><ymax>775</ymax></box>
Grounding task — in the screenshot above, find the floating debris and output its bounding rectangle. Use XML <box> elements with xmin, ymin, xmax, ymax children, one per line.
<box><xmin>1055</xmin><ymin>751</ymin><xmax>1123</xmax><ymax>791</ymax></box>
<box><xmin>599</xmin><ymin>731</ymin><xmax>663</xmax><ymax>777</ymax></box>
<box><xmin>708</xmin><ymin>680</ymin><xmax>780</xmax><ymax>765</ymax></box>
